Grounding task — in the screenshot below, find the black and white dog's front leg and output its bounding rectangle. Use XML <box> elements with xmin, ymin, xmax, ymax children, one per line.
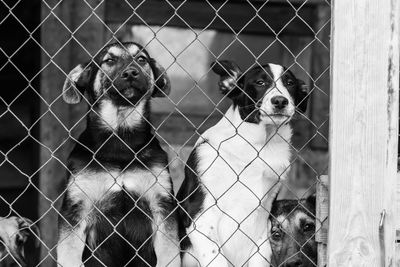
<box><xmin>152</xmin><ymin>205</ymin><xmax>181</xmax><ymax>267</ymax></box>
<box><xmin>57</xmin><ymin>194</ymin><xmax>88</xmax><ymax>267</ymax></box>
<box><xmin>247</xmin><ymin>223</ymin><xmax>272</xmax><ymax>267</ymax></box>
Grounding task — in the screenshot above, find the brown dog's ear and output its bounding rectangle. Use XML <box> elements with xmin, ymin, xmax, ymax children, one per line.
<box><xmin>210</xmin><ymin>60</ymin><xmax>243</xmax><ymax>97</ymax></box>
<box><xmin>17</xmin><ymin>218</ymin><xmax>40</xmax><ymax>248</ymax></box>
<box><xmin>295</xmin><ymin>79</ymin><xmax>309</xmax><ymax>113</ymax></box>
<box><xmin>150</xmin><ymin>59</ymin><xmax>171</xmax><ymax>98</ymax></box>
<box><xmin>62</xmin><ymin>63</ymin><xmax>91</xmax><ymax>104</ymax></box>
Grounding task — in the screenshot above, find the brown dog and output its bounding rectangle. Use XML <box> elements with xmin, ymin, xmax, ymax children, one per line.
<box><xmin>0</xmin><ymin>216</ymin><xmax>39</xmax><ymax>267</ymax></box>
<box><xmin>269</xmin><ymin>196</ymin><xmax>317</xmax><ymax>267</ymax></box>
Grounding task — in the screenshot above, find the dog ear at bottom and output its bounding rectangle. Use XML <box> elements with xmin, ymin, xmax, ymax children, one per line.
<box><xmin>62</xmin><ymin>64</ymin><xmax>91</xmax><ymax>104</ymax></box>
<box><xmin>150</xmin><ymin>59</ymin><xmax>171</xmax><ymax>98</ymax></box>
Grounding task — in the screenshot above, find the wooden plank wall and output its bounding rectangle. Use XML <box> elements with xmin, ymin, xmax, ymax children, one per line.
<box><xmin>328</xmin><ymin>0</ymin><xmax>399</xmax><ymax>266</ymax></box>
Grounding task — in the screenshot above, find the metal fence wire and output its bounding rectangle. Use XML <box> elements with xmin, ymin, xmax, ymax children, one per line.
<box><xmin>0</xmin><ymin>0</ymin><xmax>330</xmax><ymax>266</ymax></box>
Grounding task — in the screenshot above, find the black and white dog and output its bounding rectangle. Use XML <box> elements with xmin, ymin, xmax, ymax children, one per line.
<box><xmin>57</xmin><ymin>42</ymin><xmax>180</xmax><ymax>267</ymax></box>
<box><xmin>177</xmin><ymin>60</ymin><xmax>309</xmax><ymax>266</ymax></box>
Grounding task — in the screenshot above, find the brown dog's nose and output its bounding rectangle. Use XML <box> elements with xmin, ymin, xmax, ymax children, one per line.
<box><xmin>271</xmin><ymin>96</ymin><xmax>288</xmax><ymax>109</ymax></box>
<box><xmin>121</xmin><ymin>68</ymin><xmax>139</xmax><ymax>80</ymax></box>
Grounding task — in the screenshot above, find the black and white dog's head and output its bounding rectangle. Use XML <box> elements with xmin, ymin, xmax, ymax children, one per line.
<box><xmin>270</xmin><ymin>196</ymin><xmax>317</xmax><ymax>267</ymax></box>
<box><xmin>62</xmin><ymin>42</ymin><xmax>170</xmax><ymax>130</ymax></box>
<box><xmin>211</xmin><ymin>60</ymin><xmax>309</xmax><ymax>125</ymax></box>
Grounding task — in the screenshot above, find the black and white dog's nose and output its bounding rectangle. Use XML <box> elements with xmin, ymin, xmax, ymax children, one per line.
<box><xmin>271</xmin><ymin>96</ymin><xmax>289</xmax><ymax>109</ymax></box>
<box><xmin>121</xmin><ymin>68</ymin><xmax>140</xmax><ymax>80</ymax></box>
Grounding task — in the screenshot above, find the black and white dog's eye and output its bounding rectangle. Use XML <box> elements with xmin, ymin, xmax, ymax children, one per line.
<box><xmin>137</xmin><ymin>56</ymin><xmax>147</xmax><ymax>63</ymax></box>
<box><xmin>255</xmin><ymin>80</ymin><xmax>265</xmax><ymax>86</ymax></box>
<box><xmin>286</xmin><ymin>79</ymin><xmax>294</xmax><ymax>86</ymax></box>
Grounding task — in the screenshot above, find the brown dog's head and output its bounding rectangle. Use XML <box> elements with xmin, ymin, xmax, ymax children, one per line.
<box><xmin>0</xmin><ymin>217</ymin><xmax>39</xmax><ymax>267</ymax></box>
<box><xmin>62</xmin><ymin>42</ymin><xmax>171</xmax><ymax>130</ymax></box>
<box><xmin>62</xmin><ymin>42</ymin><xmax>170</xmax><ymax>107</ymax></box>
<box><xmin>269</xmin><ymin>196</ymin><xmax>316</xmax><ymax>267</ymax></box>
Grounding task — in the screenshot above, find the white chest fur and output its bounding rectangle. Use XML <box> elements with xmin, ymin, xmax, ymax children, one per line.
<box><xmin>67</xmin><ymin>167</ymin><xmax>171</xmax><ymax>214</ymax></box>
<box><xmin>197</xmin><ymin>106</ymin><xmax>292</xmax><ymax>206</ymax></box>
<box><xmin>190</xmin><ymin>106</ymin><xmax>292</xmax><ymax>266</ymax></box>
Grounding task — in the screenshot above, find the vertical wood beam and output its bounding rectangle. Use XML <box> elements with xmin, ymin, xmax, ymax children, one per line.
<box><xmin>316</xmin><ymin>175</ymin><xmax>329</xmax><ymax>267</ymax></box>
<box><xmin>310</xmin><ymin>4</ymin><xmax>330</xmax><ymax>150</ymax></box>
<box><xmin>39</xmin><ymin>1</ymin><xmax>105</xmax><ymax>266</ymax></box>
<box><xmin>328</xmin><ymin>0</ymin><xmax>399</xmax><ymax>266</ymax></box>
<box><xmin>39</xmin><ymin>1</ymin><xmax>72</xmax><ymax>266</ymax></box>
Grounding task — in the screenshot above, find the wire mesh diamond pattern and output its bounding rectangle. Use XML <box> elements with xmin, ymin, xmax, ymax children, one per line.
<box><xmin>0</xmin><ymin>0</ymin><xmax>330</xmax><ymax>266</ymax></box>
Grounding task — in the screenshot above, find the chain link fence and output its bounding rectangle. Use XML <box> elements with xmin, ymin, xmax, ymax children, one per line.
<box><xmin>0</xmin><ymin>0</ymin><xmax>330</xmax><ymax>266</ymax></box>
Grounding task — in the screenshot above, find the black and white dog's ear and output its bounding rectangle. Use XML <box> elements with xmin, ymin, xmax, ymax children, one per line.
<box><xmin>210</xmin><ymin>60</ymin><xmax>243</xmax><ymax>97</ymax></box>
<box><xmin>295</xmin><ymin>79</ymin><xmax>309</xmax><ymax>113</ymax></box>
<box><xmin>62</xmin><ymin>63</ymin><xmax>91</xmax><ymax>104</ymax></box>
<box><xmin>150</xmin><ymin>59</ymin><xmax>171</xmax><ymax>98</ymax></box>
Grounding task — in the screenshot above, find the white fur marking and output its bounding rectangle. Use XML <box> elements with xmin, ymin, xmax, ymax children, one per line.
<box><xmin>107</xmin><ymin>46</ymin><xmax>123</xmax><ymax>57</ymax></box>
<box><xmin>69</xmin><ymin>65</ymin><xmax>84</xmax><ymax>82</ymax></box>
<box><xmin>128</xmin><ymin>45</ymin><xmax>140</xmax><ymax>56</ymax></box>
<box><xmin>99</xmin><ymin>100</ymin><xmax>145</xmax><ymax>130</ymax></box>
<box><xmin>93</xmin><ymin>71</ymin><xmax>102</xmax><ymax>95</ymax></box>
<box><xmin>57</xmin><ymin>221</ymin><xmax>87</xmax><ymax>267</ymax></box>
<box><xmin>259</xmin><ymin>64</ymin><xmax>296</xmax><ymax>125</ymax></box>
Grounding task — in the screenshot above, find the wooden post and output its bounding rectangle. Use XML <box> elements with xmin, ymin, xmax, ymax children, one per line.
<box><xmin>328</xmin><ymin>1</ymin><xmax>399</xmax><ymax>266</ymax></box>
<box><xmin>310</xmin><ymin>4</ymin><xmax>330</xmax><ymax>150</ymax></box>
<box><xmin>39</xmin><ymin>1</ymin><xmax>105</xmax><ymax>266</ymax></box>
<box><xmin>316</xmin><ymin>175</ymin><xmax>328</xmax><ymax>267</ymax></box>
<box><xmin>39</xmin><ymin>1</ymin><xmax>73</xmax><ymax>266</ymax></box>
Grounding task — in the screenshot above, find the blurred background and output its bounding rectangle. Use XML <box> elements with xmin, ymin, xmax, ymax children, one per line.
<box><xmin>0</xmin><ymin>0</ymin><xmax>330</xmax><ymax>265</ymax></box>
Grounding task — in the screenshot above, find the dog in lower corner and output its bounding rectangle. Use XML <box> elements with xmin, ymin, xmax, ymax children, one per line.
<box><xmin>269</xmin><ymin>196</ymin><xmax>317</xmax><ymax>267</ymax></box>
<box><xmin>0</xmin><ymin>216</ymin><xmax>39</xmax><ymax>266</ymax></box>
<box><xmin>177</xmin><ymin>60</ymin><xmax>309</xmax><ymax>266</ymax></box>
<box><xmin>57</xmin><ymin>42</ymin><xmax>180</xmax><ymax>267</ymax></box>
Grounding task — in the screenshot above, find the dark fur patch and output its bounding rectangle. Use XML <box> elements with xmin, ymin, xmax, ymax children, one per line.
<box><xmin>82</xmin><ymin>191</ymin><xmax>156</xmax><ymax>267</ymax></box>
<box><xmin>176</xmin><ymin>146</ymin><xmax>206</xmax><ymax>251</ymax></box>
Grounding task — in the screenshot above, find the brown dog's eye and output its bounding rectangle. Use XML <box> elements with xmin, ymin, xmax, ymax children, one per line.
<box><xmin>103</xmin><ymin>58</ymin><xmax>116</xmax><ymax>64</ymax></box>
<box><xmin>271</xmin><ymin>228</ymin><xmax>282</xmax><ymax>241</ymax></box>
<box><xmin>137</xmin><ymin>56</ymin><xmax>147</xmax><ymax>64</ymax></box>
<box><xmin>303</xmin><ymin>223</ymin><xmax>315</xmax><ymax>232</ymax></box>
